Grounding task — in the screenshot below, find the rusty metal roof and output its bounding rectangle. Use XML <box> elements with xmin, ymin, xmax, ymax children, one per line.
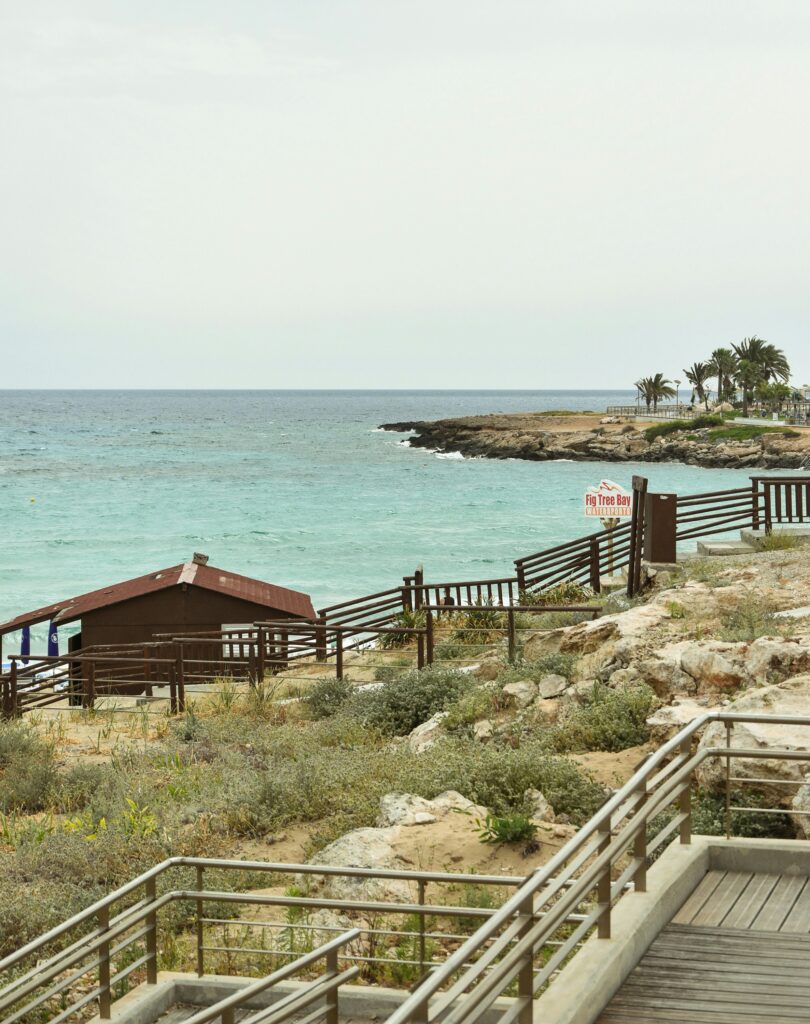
<box><xmin>0</xmin><ymin>561</ymin><xmax>316</xmax><ymax>635</ymax></box>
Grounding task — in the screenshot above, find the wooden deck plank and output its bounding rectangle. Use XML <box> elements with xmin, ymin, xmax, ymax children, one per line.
<box><xmin>670</xmin><ymin>869</ymin><xmax>725</xmax><ymax>925</ymax></box>
<box><xmin>751</xmin><ymin>874</ymin><xmax>807</xmax><ymax>932</ymax></box>
<box><xmin>689</xmin><ymin>870</ymin><xmax>752</xmax><ymax>928</ymax></box>
<box><xmin>597</xmin><ymin>909</ymin><xmax>810</xmax><ymax>1023</ymax></box>
<box><xmin>782</xmin><ymin>878</ymin><xmax>810</xmax><ymax>934</ymax></box>
<box><xmin>718</xmin><ymin>872</ymin><xmax>780</xmax><ymax>930</ymax></box>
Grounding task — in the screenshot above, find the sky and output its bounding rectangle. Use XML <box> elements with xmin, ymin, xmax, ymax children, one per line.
<box><xmin>2</xmin><ymin>1</ymin><xmax>809</xmax><ymax>389</ymax></box>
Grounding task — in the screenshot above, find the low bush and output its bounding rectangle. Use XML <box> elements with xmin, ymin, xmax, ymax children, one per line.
<box><xmin>758</xmin><ymin>532</ymin><xmax>801</xmax><ymax>552</ymax></box>
<box><xmin>0</xmin><ymin>721</ymin><xmax>56</xmax><ymax>813</ymax></box>
<box><xmin>498</xmin><ymin>653</ymin><xmax>578</xmax><ymax>684</ymax></box>
<box><xmin>644</xmin><ymin>415</ymin><xmax>723</xmax><ymax>443</ymax></box>
<box><xmin>304</xmin><ymin>676</ymin><xmax>354</xmax><ymax>719</ymax></box>
<box><xmin>443</xmin><ymin>685</ymin><xmax>499</xmax><ymax>731</ymax></box>
<box><xmin>547</xmin><ymin>683</ymin><xmax>658</xmax><ymax>753</ymax></box>
<box><xmin>348</xmin><ymin>666</ymin><xmax>471</xmax><ymax>736</ymax></box>
<box><xmin>519</xmin><ymin>581</ymin><xmax>592</xmax><ymax>606</ymax></box>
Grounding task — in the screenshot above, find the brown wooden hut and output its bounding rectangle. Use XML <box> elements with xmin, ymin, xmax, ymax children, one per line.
<box><xmin>0</xmin><ymin>554</ymin><xmax>315</xmax><ymax>669</ymax></box>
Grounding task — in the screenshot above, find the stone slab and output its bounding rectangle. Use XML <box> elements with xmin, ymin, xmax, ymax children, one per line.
<box><xmin>696</xmin><ymin>540</ymin><xmax>756</xmax><ymax>556</ymax></box>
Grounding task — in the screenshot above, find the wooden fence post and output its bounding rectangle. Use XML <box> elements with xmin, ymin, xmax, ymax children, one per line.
<box><xmin>84</xmin><ymin>661</ymin><xmax>96</xmax><ymax>710</ymax></box>
<box><xmin>413</xmin><ymin>567</ymin><xmax>424</xmax><ymax>610</ymax></box>
<box><xmin>9</xmin><ymin>660</ymin><xmax>18</xmax><ymax>719</ymax></box>
<box><xmin>516</xmin><ymin>563</ymin><xmax>526</xmax><ymax>594</ymax></box>
<box><xmin>256</xmin><ymin>627</ymin><xmax>265</xmax><ymax>683</ymax></box>
<box><xmin>335</xmin><ymin>629</ymin><xmax>344</xmax><ymax>681</ymax></box>
<box><xmin>168</xmin><ymin>662</ymin><xmax>178</xmax><ymax>715</ymax></box>
<box><xmin>751</xmin><ymin>477</ymin><xmax>761</xmax><ymax>531</ymax></box>
<box><xmin>315</xmin><ymin>616</ymin><xmax>327</xmax><ymax>661</ymax></box>
<box><xmin>589</xmin><ymin>538</ymin><xmax>601</xmax><ymax>593</ymax></box>
<box><xmin>425</xmin><ymin>610</ymin><xmax>434</xmax><ymax>666</ymax></box>
<box><xmin>507</xmin><ymin>607</ymin><xmax>517</xmax><ymax>664</ymax></box>
<box><xmin>417</xmin><ymin>630</ymin><xmax>425</xmax><ymax>670</ymax></box>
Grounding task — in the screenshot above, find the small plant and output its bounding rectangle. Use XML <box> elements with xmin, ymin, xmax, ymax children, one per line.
<box><xmin>758</xmin><ymin>532</ymin><xmax>800</xmax><ymax>552</ymax></box>
<box><xmin>379</xmin><ymin>609</ymin><xmax>426</xmax><ymax>649</ymax></box>
<box><xmin>443</xmin><ymin>685</ymin><xmax>498</xmax><ymax>732</ymax></box>
<box><xmin>719</xmin><ymin>596</ymin><xmax>784</xmax><ymax>642</ymax></box>
<box><xmin>498</xmin><ymin>653</ymin><xmax>578</xmax><ymax>684</ymax></box>
<box><xmin>666</xmin><ymin>600</ymin><xmax>687</xmax><ymax>619</ymax></box>
<box><xmin>519</xmin><ymin>581</ymin><xmax>592</xmax><ymax>606</ymax></box>
<box><xmin>474</xmin><ymin>812</ymin><xmax>537</xmax><ymax>845</ymax></box>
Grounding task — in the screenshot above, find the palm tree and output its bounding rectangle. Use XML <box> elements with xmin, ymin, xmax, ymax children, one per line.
<box><xmin>707</xmin><ymin>347</ymin><xmax>737</xmax><ymax>404</ymax></box>
<box><xmin>637</xmin><ymin>374</ymin><xmax>675</xmax><ymax>413</ymax></box>
<box><xmin>683</xmin><ymin>362</ymin><xmax>712</xmax><ymax>411</ymax></box>
<box><xmin>735</xmin><ymin>359</ymin><xmax>763</xmax><ymax>417</ymax></box>
<box><xmin>732</xmin><ymin>336</ymin><xmax>790</xmax><ymax>385</ymax></box>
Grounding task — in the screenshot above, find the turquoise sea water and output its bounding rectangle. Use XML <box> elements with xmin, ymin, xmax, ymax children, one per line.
<box><xmin>0</xmin><ymin>390</ymin><xmax>762</xmax><ymax>647</ymax></box>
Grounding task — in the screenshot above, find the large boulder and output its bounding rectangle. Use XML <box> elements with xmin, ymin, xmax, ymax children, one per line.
<box><xmin>680</xmin><ymin>645</ymin><xmax>747</xmax><ymax>692</ymax></box>
<box><xmin>646</xmin><ymin>698</ymin><xmax>722</xmax><ymax>743</ymax></box>
<box><xmin>524</xmin><ymin>788</ymin><xmax>555</xmax><ymax>823</ymax></box>
<box><xmin>537</xmin><ymin>673</ymin><xmax>570</xmax><ymax>699</ymax></box>
<box><xmin>696</xmin><ymin>675</ymin><xmax>810</xmax><ymax>800</ymax></box>
<box><xmin>307</xmin><ymin>827</ymin><xmax>410</xmax><ymax>902</ymax></box>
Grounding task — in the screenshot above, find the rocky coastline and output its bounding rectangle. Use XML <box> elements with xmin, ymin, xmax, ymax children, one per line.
<box><xmin>380</xmin><ymin>412</ymin><xmax>810</xmax><ymax>470</ymax></box>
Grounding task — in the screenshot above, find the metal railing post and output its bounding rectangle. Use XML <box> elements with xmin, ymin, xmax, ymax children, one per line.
<box><xmin>145</xmin><ymin>876</ymin><xmax>158</xmax><ymax>984</ymax></box>
<box><xmin>517</xmin><ymin>892</ymin><xmax>534</xmax><ymax>1024</ymax></box>
<box><xmin>196</xmin><ymin>865</ymin><xmax>205</xmax><ymax>977</ymax></box>
<box><xmin>725</xmin><ymin>721</ymin><xmax>733</xmax><ymax>840</ymax></box>
<box><xmin>679</xmin><ymin>736</ymin><xmax>692</xmax><ymax>844</ymax></box>
<box><xmin>632</xmin><ymin>779</ymin><xmax>648</xmax><ymax>893</ymax></box>
<box><xmin>325</xmin><ymin>945</ymin><xmax>340</xmax><ymax>1024</ymax></box>
<box><xmin>597</xmin><ymin>810</ymin><xmax>612</xmax><ymax>938</ymax></box>
<box><xmin>417</xmin><ymin>879</ymin><xmax>427</xmax><ymax>977</ymax></box>
<box><xmin>97</xmin><ymin>904</ymin><xmax>111</xmax><ymax>1018</ymax></box>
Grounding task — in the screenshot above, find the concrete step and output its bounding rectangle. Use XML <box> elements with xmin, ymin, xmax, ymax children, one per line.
<box><xmin>740</xmin><ymin>526</ymin><xmax>810</xmax><ymax>548</ymax></box>
<box><xmin>696</xmin><ymin>540</ymin><xmax>756</xmax><ymax>556</ymax></box>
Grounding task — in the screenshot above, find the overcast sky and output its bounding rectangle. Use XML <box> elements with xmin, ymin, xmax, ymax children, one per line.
<box><xmin>2</xmin><ymin>1</ymin><xmax>809</xmax><ymax>389</ymax></box>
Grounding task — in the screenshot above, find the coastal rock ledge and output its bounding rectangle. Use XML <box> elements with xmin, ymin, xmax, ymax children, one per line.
<box><xmin>380</xmin><ymin>413</ymin><xmax>810</xmax><ymax>470</ymax></box>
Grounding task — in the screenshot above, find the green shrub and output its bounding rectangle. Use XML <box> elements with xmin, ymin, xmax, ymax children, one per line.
<box><xmin>548</xmin><ymin>683</ymin><xmax>658</xmax><ymax>753</ymax></box>
<box><xmin>706</xmin><ymin>425</ymin><xmax>788</xmax><ymax>442</ymax></box>
<box><xmin>474</xmin><ymin>812</ymin><xmax>537</xmax><ymax>845</ymax></box>
<box><xmin>0</xmin><ymin>722</ymin><xmax>56</xmax><ymax>812</ymax></box>
<box><xmin>499</xmin><ymin>653</ymin><xmax>579</xmax><ymax>684</ymax></box>
<box><xmin>304</xmin><ymin>677</ymin><xmax>354</xmax><ymax>719</ymax></box>
<box><xmin>450</xmin><ymin>605</ymin><xmax>503</xmax><ymax>645</ymax></box>
<box><xmin>643</xmin><ymin>415</ymin><xmax>723</xmax><ymax>443</ymax></box>
<box><xmin>349</xmin><ymin>666</ymin><xmax>471</xmax><ymax>736</ymax></box>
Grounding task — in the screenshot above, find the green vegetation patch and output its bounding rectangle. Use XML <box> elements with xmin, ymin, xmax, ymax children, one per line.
<box><xmin>546</xmin><ymin>683</ymin><xmax>659</xmax><ymax>753</ymax></box>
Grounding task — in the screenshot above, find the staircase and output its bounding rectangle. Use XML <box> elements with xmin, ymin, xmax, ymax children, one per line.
<box><xmin>696</xmin><ymin>525</ymin><xmax>810</xmax><ymax>556</ymax></box>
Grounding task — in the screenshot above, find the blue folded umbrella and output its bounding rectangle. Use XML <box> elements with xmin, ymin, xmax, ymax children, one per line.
<box><xmin>48</xmin><ymin>621</ymin><xmax>59</xmax><ymax>657</ymax></box>
<box><xmin>21</xmin><ymin>625</ymin><xmax>30</xmax><ymax>665</ymax></box>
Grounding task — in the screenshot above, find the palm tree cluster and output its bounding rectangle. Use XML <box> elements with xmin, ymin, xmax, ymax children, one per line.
<box><xmin>635</xmin><ymin>337</ymin><xmax>793</xmax><ymax>417</ymax></box>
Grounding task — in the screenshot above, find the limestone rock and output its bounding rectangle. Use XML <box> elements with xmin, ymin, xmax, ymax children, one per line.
<box><xmin>524</xmin><ymin>788</ymin><xmax>555</xmax><ymax>823</ymax></box>
<box><xmin>636</xmin><ymin>657</ymin><xmax>696</xmax><ymax>699</ymax></box>
<box><xmin>791</xmin><ymin>782</ymin><xmax>810</xmax><ymax>839</ymax></box>
<box><xmin>473</xmin><ymin>718</ymin><xmax>494</xmax><ymax>741</ymax></box>
<box><xmin>745</xmin><ymin>638</ymin><xmax>810</xmax><ymax>685</ymax></box>
<box><xmin>697</xmin><ymin>675</ymin><xmax>810</xmax><ymax>799</ymax></box>
<box><xmin>308</xmin><ymin>827</ymin><xmax>410</xmax><ymax>902</ymax></box>
<box><xmin>378</xmin><ymin>794</ymin><xmax>438</xmax><ymax>827</ymax></box>
<box><xmin>646</xmin><ymin>698</ymin><xmax>720</xmax><ymax>743</ymax></box>
<box><xmin>407</xmin><ymin>711</ymin><xmax>448</xmax><ymax>753</ymax></box>
<box><xmin>680</xmin><ymin>645</ymin><xmax>746</xmax><ymax>692</ymax></box>
<box><xmin>537</xmin><ymin>673</ymin><xmax>569</xmax><ymax>699</ymax></box>
<box><xmin>501</xmin><ymin>680</ymin><xmax>538</xmax><ymax>708</ymax></box>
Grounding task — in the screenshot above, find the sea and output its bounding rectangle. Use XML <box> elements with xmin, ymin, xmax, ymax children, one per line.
<box><xmin>0</xmin><ymin>389</ymin><xmax>762</xmax><ymax>649</ymax></box>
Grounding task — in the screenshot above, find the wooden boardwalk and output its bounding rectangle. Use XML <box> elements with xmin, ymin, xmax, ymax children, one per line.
<box><xmin>597</xmin><ymin>872</ymin><xmax>810</xmax><ymax>1022</ymax></box>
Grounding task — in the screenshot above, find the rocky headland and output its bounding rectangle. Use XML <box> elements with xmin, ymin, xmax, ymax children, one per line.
<box><xmin>381</xmin><ymin>412</ymin><xmax>810</xmax><ymax>469</ymax></box>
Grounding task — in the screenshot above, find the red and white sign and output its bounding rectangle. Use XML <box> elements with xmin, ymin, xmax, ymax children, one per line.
<box><xmin>584</xmin><ymin>479</ymin><xmax>632</xmax><ymax>518</ymax></box>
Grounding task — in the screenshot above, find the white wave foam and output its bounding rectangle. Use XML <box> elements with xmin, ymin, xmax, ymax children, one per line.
<box><xmin>436</xmin><ymin>451</ymin><xmax>465</xmax><ymax>460</ymax></box>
